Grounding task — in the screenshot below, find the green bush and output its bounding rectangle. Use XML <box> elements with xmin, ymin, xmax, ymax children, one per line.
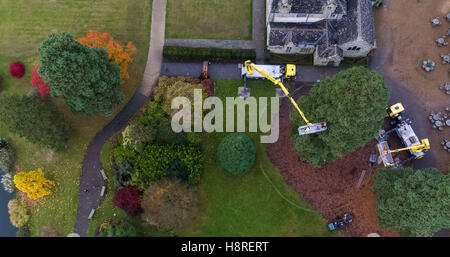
<box><xmin>290</xmin><ymin>67</ymin><xmax>389</xmax><ymax>167</ymax></box>
<box><xmin>133</xmin><ymin>145</ymin><xmax>174</xmax><ymax>188</ymax></box>
<box><xmin>137</xmin><ymin>100</ymin><xmax>187</xmax><ymax>146</ymax></box>
<box><xmin>217</xmin><ymin>133</ymin><xmax>255</xmax><ymax>175</ymax></box>
<box><xmin>132</xmin><ymin>145</ymin><xmax>203</xmax><ymax>189</ymax></box>
<box><xmin>101</xmin><ymin>221</ymin><xmax>138</xmax><ymax>237</ymax></box>
<box><xmin>0</xmin><ymin>95</ymin><xmax>70</xmax><ymax>151</ymax></box>
<box><xmin>121</xmin><ymin>122</ymin><xmax>155</xmax><ymax>152</ymax></box>
<box><xmin>8</xmin><ymin>199</ymin><xmax>30</xmax><ymax>228</ymax></box>
<box><xmin>113</xmin><ymin>159</ymin><xmax>134</xmax><ymax>189</ymax></box>
<box><xmin>113</xmin><ymin>145</ymin><xmax>137</xmax><ymax>165</ymax></box>
<box><xmin>168</xmin><ymin>159</ymin><xmax>189</xmax><ymax>181</ymax></box>
<box><xmin>375</xmin><ymin>168</ymin><xmax>450</xmax><ymax>237</ymax></box>
<box><xmin>0</xmin><ymin>138</ymin><xmax>14</xmax><ymax>173</ymax></box>
<box><xmin>154</xmin><ymin>78</ymin><xmax>207</xmax><ymax>115</ymax></box>
<box><xmin>17</xmin><ymin>224</ymin><xmax>31</xmax><ymax>237</ymax></box>
<box><xmin>187</xmin><ymin>132</ymin><xmax>203</xmax><ymax>146</ymax></box>
<box><xmin>163</xmin><ymin>46</ymin><xmax>256</xmax><ymax>62</ymax></box>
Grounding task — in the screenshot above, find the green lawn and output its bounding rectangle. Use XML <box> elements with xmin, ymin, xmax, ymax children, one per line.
<box><xmin>90</xmin><ymin>79</ymin><xmax>338</xmax><ymax>237</ymax></box>
<box><xmin>174</xmin><ymin>79</ymin><xmax>337</xmax><ymax>236</ymax></box>
<box><xmin>166</xmin><ymin>0</ymin><xmax>252</xmax><ymax>40</ymax></box>
<box><xmin>0</xmin><ymin>0</ymin><xmax>152</xmax><ymax>236</ymax></box>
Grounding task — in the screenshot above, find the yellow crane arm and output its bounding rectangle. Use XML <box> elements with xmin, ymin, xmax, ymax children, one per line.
<box><xmin>389</xmin><ymin>139</ymin><xmax>431</xmax><ymax>153</ymax></box>
<box><xmin>245</xmin><ymin>61</ymin><xmax>311</xmax><ymax>125</ymax></box>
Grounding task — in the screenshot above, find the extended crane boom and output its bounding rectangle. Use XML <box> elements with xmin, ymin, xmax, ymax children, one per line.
<box><xmin>389</xmin><ymin>139</ymin><xmax>430</xmax><ymax>153</ymax></box>
<box><xmin>244</xmin><ymin>60</ymin><xmax>327</xmax><ymax>135</ymax></box>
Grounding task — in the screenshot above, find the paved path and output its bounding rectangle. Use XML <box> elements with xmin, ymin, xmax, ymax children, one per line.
<box><xmin>161</xmin><ymin>61</ymin><xmax>343</xmax><ymax>83</ymax></box>
<box><xmin>74</xmin><ymin>0</ymin><xmax>167</xmax><ymax>237</ymax></box>
<box><xmin>252</xmin><ymin>0</ymin><xmax>266</xmax><ymax>62</ymax></box>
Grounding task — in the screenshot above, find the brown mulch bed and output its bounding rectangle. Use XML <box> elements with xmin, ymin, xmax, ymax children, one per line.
<box><xmin>266</xmin><ymin>84</ymin><xmax>402</xmax><ymax>237</ymax></box>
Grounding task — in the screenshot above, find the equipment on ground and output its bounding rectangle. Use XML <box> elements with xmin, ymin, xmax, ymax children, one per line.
<box><xmin>200</xmin><ymin>61</ymin><xmax>209</xmax><ymax>79</ymax></box>
<box><xmin>242</xmin><ymin>60</ymin><xmax>327</xmax><ymax>135</ymax></box>
<box><xmin>328</xmin><ymin>213</ymin><xmax>353</xmax><ymax>231</ymax></box>
<box><xmin>376</xmin><ymin>103</ymin><xmax>431</xmax><ymax>167</ymax></box>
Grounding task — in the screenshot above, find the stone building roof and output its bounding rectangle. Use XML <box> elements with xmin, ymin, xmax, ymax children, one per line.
<box><xmin>271</xmin><ymin>0</ymin><xmax>347</xmax><ymax>15</ymax></box>
<box><xmin>268</xmin><ymin>0</ymin><xmax>375</xmax><ymax>56</ymax></box>
<box><xmin>335</xmin><ymin>0</ymin><xmax>375</xmax><ymax>45</ymax></box>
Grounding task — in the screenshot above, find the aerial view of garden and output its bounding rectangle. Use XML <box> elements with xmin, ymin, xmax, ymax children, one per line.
<box><xmin>0</xmin><ymin>0</ymin><xmax>448</xmax><ymax>248</ymax></box>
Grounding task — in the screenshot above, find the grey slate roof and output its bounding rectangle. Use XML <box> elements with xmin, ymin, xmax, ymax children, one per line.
<box><xmin>268</xmin><ymin>0</ymin><xmax>375</xmax><ymax>55</ymax></box>
<box><xmin>335</xmin><ymin>0</ymin><xmax>375</xmax><ymax>45</ymax></box>
<box><xmin>271</xmin><ymin>0</ymin><xmax>347</xmax><ymax>15</ymax></box>
<box><xmin>269</xmin><ymin>21</ymin><xmax>328</xmax><ymax>46</ymax></box>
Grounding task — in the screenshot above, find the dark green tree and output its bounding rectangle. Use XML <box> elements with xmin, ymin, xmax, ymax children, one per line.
<box><xmin>290</xmin><ymin>67</ymin><xmax>390</xmax><ymax>167</ymax></box>
<box><xmin>102</xmin><ymin>221</ymin><xmax>138</xmax><ymax>237</ymax></box>
<box><xmin>375</xmin><ymin>168</ymin><xmax>450</xmax><ymax>237</ymax></box>
<box><xmin>217</xmin><ymin>133</ymin><xmax>255</xmax><ymax>175</ymax></box>
<box><xmin>0</xmin><ymin>95</ymin><xmax>70</xmax><ymax>151</ymax></box>
<box><xmin>38</xmin><ymin>32</ymin><xmax>123</xmax><ymax>116</ymax></box>
<box><xmin>0</xmin><ymin>138</ymin><xmax>14</xmax><ymax>173</ymax></box>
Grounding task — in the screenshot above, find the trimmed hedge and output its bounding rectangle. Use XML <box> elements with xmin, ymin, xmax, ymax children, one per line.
<box><xmin>163</xmin><ymin>46</ymin><xmax>256</xmax><ymax>62</ymax></box>
<box><xmin>217</xmin><ymin>133</ymin><xmax>255</xmax><ymax>175</ymax></box>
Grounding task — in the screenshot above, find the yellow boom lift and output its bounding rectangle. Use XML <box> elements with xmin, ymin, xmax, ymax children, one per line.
<box><xmin>376</xmin><ymin>103</ymin><xmax>431</xmax><ymax>167</ymax></box>
<box><xmin>243</xmin><ymin>60</ymin><xmax>327</xmax><ymax>135</ymax></box>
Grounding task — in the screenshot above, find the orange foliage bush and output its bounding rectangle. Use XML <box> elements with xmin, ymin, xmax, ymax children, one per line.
<box><xmin>77</xmin><ymin>31</ymin><xmax>136</xmax><ymax>81</ymax></box>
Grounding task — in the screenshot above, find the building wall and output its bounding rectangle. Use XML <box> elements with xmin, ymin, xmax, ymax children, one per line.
<box><xmin>340</xmin><ymin>39</ymin><xmax>375</xmax><ymax>58</ymax></box>
<box><xmin>313</xmin><ymin>47</ymin><xmax>343</xmax><ymax>67</ymax></box>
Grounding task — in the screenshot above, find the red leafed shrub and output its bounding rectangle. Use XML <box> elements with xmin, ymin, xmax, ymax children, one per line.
<box><xmin>0</xmin><ymin>75</ymin><xmax>3</xmax><ymax>92</ymax></box>
<box><xmin>31</xmin><ymin>65</ymin><xmax>50</xmax><ymax>99</ymax></box>
<box><xmin>114</xmin><ymin>186</ymin><xmax>142</xmax><ymax>216</ymax></box>
<box><xmin>9</xmin><ymin>62</ymin><xmax>25</xmax><ymax>78</ymax></box>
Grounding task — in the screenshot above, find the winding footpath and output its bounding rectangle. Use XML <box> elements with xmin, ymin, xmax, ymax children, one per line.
<box><xmin>74</xmin><ymin>0</ymin><xmax>167</xmax><ymax>237</ymax></box>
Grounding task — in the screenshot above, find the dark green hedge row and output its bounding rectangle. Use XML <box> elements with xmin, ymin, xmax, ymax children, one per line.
<box><xmin>163</xmin><ymin>46</ymin><xmax>256</xmax><ymax>61</ymax></box>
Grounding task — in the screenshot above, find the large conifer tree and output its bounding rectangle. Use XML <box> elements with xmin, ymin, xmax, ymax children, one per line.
<box><xmin>290</xmin><ymin>67</ymin><xmax>390</xmax><ymax>167</ymax></box>
<box><xmin>38</xmin><ymin>32</ymin><xmax>123</xmax><ymax>116</ymax></box>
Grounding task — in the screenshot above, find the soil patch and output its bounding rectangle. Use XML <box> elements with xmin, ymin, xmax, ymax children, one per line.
<box><xmin>267</xmin><ymin>87</ymin><xmax>401</xmax><ymax>237</ymax></box>
<box><xmin>372</xmin><ymin>0</ymin><xmax>449</xmax><ymax>172</ymax></box>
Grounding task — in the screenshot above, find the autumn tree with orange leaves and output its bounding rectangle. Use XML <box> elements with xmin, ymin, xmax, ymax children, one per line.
<box><xmin>77</xmin><ymin>31</ymin><xmax>136</xmax><ymax>81</ymax></box>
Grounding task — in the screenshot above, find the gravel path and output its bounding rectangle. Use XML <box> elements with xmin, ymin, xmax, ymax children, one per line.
<box><xmin>74</xmin><ymin>0</ymin><xmax>167</xmax><ymax>237</ymax></box>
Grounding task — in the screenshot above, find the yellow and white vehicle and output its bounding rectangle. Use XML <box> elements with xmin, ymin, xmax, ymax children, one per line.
<box><xmin>377</xmin><ymin>103</ymin><xmax>431</xmax><ymax>167</ymax></box>
<box><xmin>242</xmin><ymin>60</ymin><xmax>327</xmax><ymax>136</ymax></box>
<box><xmin>241</xmin><ymin>63</ymin><xmax>296</xmax><ymax>80</ymax></box>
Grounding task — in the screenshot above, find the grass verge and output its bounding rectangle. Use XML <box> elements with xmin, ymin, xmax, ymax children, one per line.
<box><xmin>165</xmin><ymin>0</ymin><xmax>252</xmax><ymax>40</ymax></box>
<box><xmin>174</xmin><ymin>79</ymin><xmax>339</xmax><ymax>236</ymax></box>
<box><xmin>0</xmin><ymin>0</ymin><xmax>152</xmax><ymax>236</ymax></box>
